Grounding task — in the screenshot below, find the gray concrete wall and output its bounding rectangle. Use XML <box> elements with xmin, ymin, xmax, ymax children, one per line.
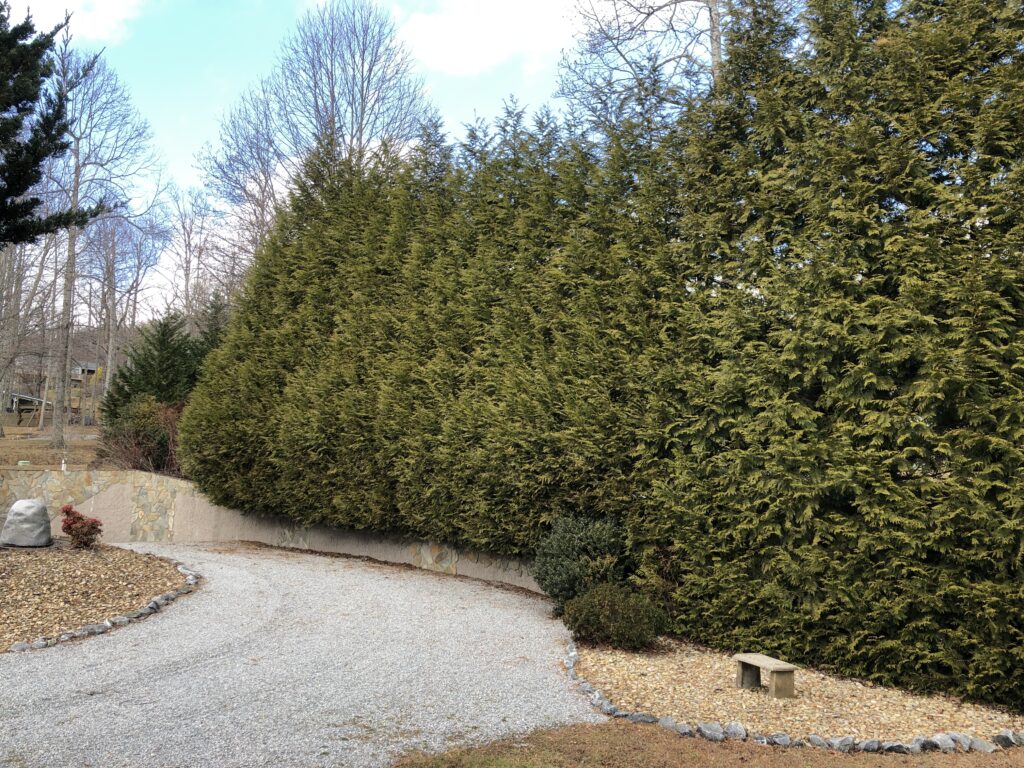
<box><xmin>0</xmin><ymin>469</ymin><xmax>540</xmax><ymax>592</ymax></box>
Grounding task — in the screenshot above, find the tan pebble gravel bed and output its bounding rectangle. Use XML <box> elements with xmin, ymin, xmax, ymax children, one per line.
<box><xmin>576</xmin><ymin>639</ymin><xmax>1024</xmax><ymax>742</ymax></box>
<box><xmin>0</xmin><ymin>543</ymin><xmax>185</xmax><ymax>648</ymax></box>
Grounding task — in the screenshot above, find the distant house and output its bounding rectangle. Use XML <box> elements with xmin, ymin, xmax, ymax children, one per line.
<box><xmin>71</xmin><ymin>363</ymin><xmax>101</xmax><ymax>383</ymax></box>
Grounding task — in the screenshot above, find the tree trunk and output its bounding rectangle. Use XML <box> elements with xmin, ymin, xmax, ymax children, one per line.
<box><xmin>51</xmin><ymin>224</ymin><xmax>77</xmax><ymax>449</ymax></box>
<box><xmin>0</xmin><ymin>374</ymin><xmax>10</xmax><ymax>437</ymax></box>
<box><xmin>52</xmin><ymin>141</ymin><xmax>82</xmax><ymax>450</ymax></box>
<box><xmin>0</xmin><ymin>349</ymin><xmax>10</xmax><ymax>439</ymax></box>
<box><xmin>89</xmin><ymin>285</ymin><xmax>102</xmax><ymax>426</ymax></box>
<box><xmin>37</xmin><ymin>365</ymin><xmax>52</xmax><ymax>431</ymax></box>
<box><xmin>708</xmin><ymin>0</ymin><xmax>723</xmax><ymax>86</ymax></box>
<box><xmin>39</xmin><ymin>247</ymin><xmax>58</xmax><ymax>431</ymax></box>
<box><xmin>0</xmin><ymin>244</ymin><xmax>22</xmax><ymax>438</ymax></box>
<box><xmin>104</xmin><ymin>281</ymin><xmax>117</xmax><ymax>402</ymax></box>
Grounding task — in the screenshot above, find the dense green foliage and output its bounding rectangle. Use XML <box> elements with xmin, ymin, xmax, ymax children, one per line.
<box><xmin>102</xmin><ymin>314</ymin><xmax>201</xmax><ymax>423</ymax></box>
<box><xmin>0</xmin><ymin>4</ymin><xmax>91</xmax><ymax>245</ymax></box>
<box><xmin>563</xmin><ymin>583</ymin><xmax>669</xmax><ymax>650</ymax></box>
<box><xmin>181</xmin><ymin>0</ymin><xmax>1024</xmax><ymax>708</ymax></box>
<box><xmin>532</xmin><ymin>516</ymin><xmax>631</xmax><ymax>614</ymax></box>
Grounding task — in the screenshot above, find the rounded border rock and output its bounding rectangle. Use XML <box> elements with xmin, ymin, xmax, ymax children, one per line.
<box><xmin>6</xmin><ymin>562</ymin><xmax>202</xmax><ymax>654</ymax></box>
<box><xmin>563</xmin><ymin>641</ymin><xmax>1023</xmax><ymax>756</ymax></box>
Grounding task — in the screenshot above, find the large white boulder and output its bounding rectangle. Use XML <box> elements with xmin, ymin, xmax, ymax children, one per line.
<box><xmin>0</xmin><ymin>499</ymin><xmax>52</xmax><ymax>547</ymax></box>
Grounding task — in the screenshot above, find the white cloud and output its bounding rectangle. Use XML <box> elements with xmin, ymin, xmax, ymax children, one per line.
<box><xmin>397</xmin><ymin>0</ymin><xmax>579</xmax><ymax>78</ymax></box>
<box><xmin>8</xmin><ymin>0</ymin><xmax>149</xmax><ymax>44</ymax></box>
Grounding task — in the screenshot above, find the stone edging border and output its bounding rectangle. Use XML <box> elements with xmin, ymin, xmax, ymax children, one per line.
<box><xmin>6</xmin><ymin>562</ymin><xmax>202</xmax><ymax>653</ymax></box>
<box><xmin>563</xmin><ymin>641</ymin><xmax>1024</xmax><ymax>756</ymax></box>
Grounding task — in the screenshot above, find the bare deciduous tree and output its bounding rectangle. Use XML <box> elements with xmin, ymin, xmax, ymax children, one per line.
<box><xmin>560</xmin><ymin>0</ymin><xmax>731</xmax><ymax>128</ymax></box>
<box><xmin>273</xmin><ymin>0</ymin><xmax>429</xmax><ymax>168</ymax></box>
<box><xmin>202</xmin><ymin>84</ymin><xmax>279</xmax><ymax>255</ymax></box>
<box><xmin>78</xmin><ymin>212</ymin><xmax>166</xmax><ymax>402</ymax></box>
<box><xmin>0</xmin><ymin>235</ymin><xmax>57</xmax><ymax>436</ymax></box>
<box><xmin>166</xmin><ymin>186</ymin><xmax>213</xmax><ymax>328</ymax></box>
<box><xmin>200</xmin><ymin>0</ymin><xmax>432</xmax><ymax>270</ymax></box>
<box><xmin>48</xmin><ymin>41</ymin><xmax>162</xmax><ymax>449</ymax></box>
<box><xmin>154</xmin><ymin>185</ymin><xmax>246</xmax><ymax>329</ymax></box>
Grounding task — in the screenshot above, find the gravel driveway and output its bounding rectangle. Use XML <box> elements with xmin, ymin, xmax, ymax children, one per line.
<box><xmin>0</xmin><ymin>543</ymin><xmax>601</xmax><ymax>767</ymax></box>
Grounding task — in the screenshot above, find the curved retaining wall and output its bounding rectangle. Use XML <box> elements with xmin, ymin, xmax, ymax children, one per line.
<box><xmin>0</xmin><ymin>468</ymin><xmax>539</xmax><ymax>592</ymax></box>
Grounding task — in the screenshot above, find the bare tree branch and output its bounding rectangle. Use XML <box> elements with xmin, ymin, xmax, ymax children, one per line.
<box><xmin>47</xmin><ymin>39</ymin><xmax>163</xmax><ymax>448</ymax></box>
<box><xmin>199</xmin><ymin>0</ymin><xmax>432</xmax><ymax>269</ymax></box>
<box><xmin>559</xmin><ymin>0</ymin><xmax>730</xmax><ymax>130</ymax></box>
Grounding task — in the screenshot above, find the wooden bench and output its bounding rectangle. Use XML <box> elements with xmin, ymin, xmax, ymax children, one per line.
<box><xmin>733</xmin><ymin>653</ymin><xmax>797</xmax><ymax>699</ymax></box>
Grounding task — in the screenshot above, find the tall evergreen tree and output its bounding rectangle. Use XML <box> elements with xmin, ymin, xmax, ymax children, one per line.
<box><xmin>193</xmin><ymin>292</ymin><xmax>230</xmax><ymax>361</ymax></box>
<box><xmin>101</xmin><ymin>313</ymin><xmax>201</xmax><ymax>423</ymax></box>
<box><xmin>0</xmin><ymin>4</ymin><xmax>92</xmax><ymax>245</ymax></box>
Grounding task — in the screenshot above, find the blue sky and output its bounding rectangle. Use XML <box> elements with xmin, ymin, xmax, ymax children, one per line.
<box><xmin>12</xmin><ymin>0</ymin><xmax>581</xmax><ymax>188</ymax></box>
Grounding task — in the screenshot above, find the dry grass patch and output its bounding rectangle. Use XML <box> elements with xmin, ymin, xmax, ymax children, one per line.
<box><xmin>0</xmin><ymin>425</ymin><xmax>107</xmax><ymax>469</ymax></box>
<box><xmin>0</xmin><ymin>543</ymin><xmax>185</xmax><ymax>648</ymax></box>
<box><xmin>577</xmin><ymin>639</ymin><xmax>1024</xmax><ymax>743</ymax></box>
<box><xmin>395</xmin><ymin>721</ymin><xmax>1024</xmax><ymax>768</ymax></box>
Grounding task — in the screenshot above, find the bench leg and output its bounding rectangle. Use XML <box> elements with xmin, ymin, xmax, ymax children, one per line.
<box><xmin>769</xmin><ymin>670</ymin><xmax>795</xmax><ymax>699</ymax></box>
<box><xmin>735</xmin><ymin>661</ymin><xmax>761</xmax><ymax>689</ymax></box>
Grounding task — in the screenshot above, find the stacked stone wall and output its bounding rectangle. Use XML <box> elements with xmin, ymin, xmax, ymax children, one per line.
<box><xmin>0</xmin><ymin>469</ymin><xmax>538</xmax><ymax>591</ymax></box>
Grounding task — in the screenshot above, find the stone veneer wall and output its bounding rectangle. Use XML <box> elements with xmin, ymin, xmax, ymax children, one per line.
<box><xmin>0</xmin><ymin>468</ymin><xmax>539</xmax><ymax>592</ymax></box>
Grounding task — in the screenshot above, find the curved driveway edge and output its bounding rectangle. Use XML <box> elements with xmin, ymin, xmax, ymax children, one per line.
<box><xmin>0</xmin><ymin>543</ymin><xmax>602</xmax><ymax>767</ymax></box>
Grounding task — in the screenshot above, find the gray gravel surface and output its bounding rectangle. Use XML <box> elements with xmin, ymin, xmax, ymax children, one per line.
<box><xmin>0</xmin><ymin>543</ymin><xmax>601</xmax><ymax>767</ymax></box>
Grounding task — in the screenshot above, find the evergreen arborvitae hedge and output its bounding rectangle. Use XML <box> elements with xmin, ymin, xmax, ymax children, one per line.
<box><xmin>181</xmin><ymin>1</ymin><xmax>1024</xmax><ymax>709</ymax></box>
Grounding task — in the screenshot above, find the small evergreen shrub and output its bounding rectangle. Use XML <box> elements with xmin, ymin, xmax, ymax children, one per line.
<box><xmin>563</xmin><ymin>583</ymin><xmax>668</xmax><ymax>651</ymax></box>
<box><xmin>531</xmin><ymin>516</ymin><xmax>630</xmax><ymax>613</ymax></box>
<box><xmin>101</xmin><ymin>314</ymin><xmax>200</xmax><ymax>425</ymax></box>
<box><xmin>60</xmin><ymin>504</ymin><xmax>102</xmax><ymax>549</ymax></box>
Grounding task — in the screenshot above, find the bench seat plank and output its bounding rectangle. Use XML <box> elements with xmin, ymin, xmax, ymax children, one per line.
<box><xmin>732</xmin><ymin>653</ymin><xmax>796</xmax><ymax>672</ymax></box>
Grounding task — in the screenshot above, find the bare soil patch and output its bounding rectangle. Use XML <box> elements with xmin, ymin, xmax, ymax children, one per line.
<box><xmin>577</xmin><ymin>639</ymin><xmax>1024</xmax><ymax>743</ymax></box>
<box><xmin>0</xmin><ymin>542</ymin><xmax>185</xmax><ymax>648</ymax></box>
<box><xmin>395</xmin><ymin>721</ymin><xmax>1024</xmax><ymax>767</ymax></box>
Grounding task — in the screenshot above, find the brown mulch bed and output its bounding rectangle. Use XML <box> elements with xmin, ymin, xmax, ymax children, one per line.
<box><xmin>395</xmin><ymin>721</ymin><xmax>1024</xmax><ymax>767</ymax></box>
<box><xmin>577</xmin><ymin>639</ymin><xmax>1024</xmax><ymax>743</ymax></box>
<box><xmin>0</xmin><ymin>542</ymin><xmax>185</xmax><ymax>648</ymax></box>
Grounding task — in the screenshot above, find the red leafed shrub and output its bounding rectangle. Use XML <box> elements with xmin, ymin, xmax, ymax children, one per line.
<box><xmin>60</xmin><ymin>504</ymin><xmax>103</xmax><ymax>549</ymax></box>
